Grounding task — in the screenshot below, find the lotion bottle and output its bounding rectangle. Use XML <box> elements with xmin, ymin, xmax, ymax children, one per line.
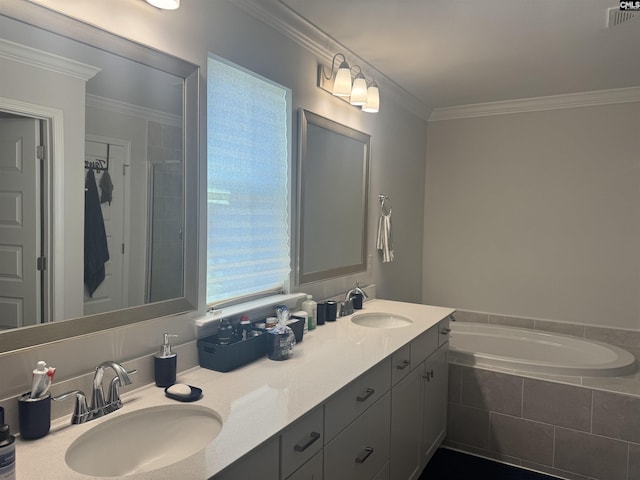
<box><xmin>301</xmin><ymin>295</ymin><xmax>317</xmax><ymax>331</ymax></box>
<box><xmin>154</xmin><ymin>333</ymin><xmax>178</xmax><ymax>387</ymax></box>
<box><xmin>0</xmin><ymin>423</ymin><xmax>15</xmax><ymax>480</ymax></box>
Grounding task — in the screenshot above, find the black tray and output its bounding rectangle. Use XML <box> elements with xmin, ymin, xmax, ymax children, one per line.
<box><xmin>197</xmin><ymin>329</ymin><xmax>268</xmax><ymax>373</ymax></box>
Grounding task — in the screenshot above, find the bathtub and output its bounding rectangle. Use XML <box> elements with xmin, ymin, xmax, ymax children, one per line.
<box><xmin>449</xmin><ymin>322</ymin><xmax>637</xmax><ymax>377</ymax></box>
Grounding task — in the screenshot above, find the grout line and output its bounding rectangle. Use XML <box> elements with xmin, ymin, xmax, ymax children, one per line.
<box><xmin>589</xmin><ymin>390</ymin><xmax>594</xmax><ymax>433</ymax></box>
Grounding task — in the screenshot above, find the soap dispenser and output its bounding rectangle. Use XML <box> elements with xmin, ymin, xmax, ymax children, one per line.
<box><xmin>154</xmin><ymin>333</ymin><xmax>178</xmax><ymax>387</ymax></box>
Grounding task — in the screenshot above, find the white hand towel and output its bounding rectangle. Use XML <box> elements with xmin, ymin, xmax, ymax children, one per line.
<box><xmin>376</xmin><ymin>211</ymin><xmax>394</xmax><ymax>263</ymax></box>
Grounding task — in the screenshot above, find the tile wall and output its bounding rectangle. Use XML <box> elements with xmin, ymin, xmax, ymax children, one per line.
<box><xmin>446</xmin><ymin>310</ymin><xmax>640</xmax><ymax>480</ymax></box>
<box><xmin>446</xmin><ymin>365</ymin><xmax>640</xmax><ymax>480</ymax></box>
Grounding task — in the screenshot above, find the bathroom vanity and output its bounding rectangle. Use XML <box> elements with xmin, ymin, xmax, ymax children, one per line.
<box><xmin>14</xmin><ymin>299</ymin><xmax>453</xmax><ymax>480</ymax></box>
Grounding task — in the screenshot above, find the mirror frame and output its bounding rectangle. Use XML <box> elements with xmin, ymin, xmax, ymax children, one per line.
<box><xmin>297</xmin><ymin>109</ymin><xmax>370</xmax><ymax>285</ymax></box>
<box><xmin>0</xmin><ymin>1</ymin><xmax>199</xmax><ymax>353</ymax></box>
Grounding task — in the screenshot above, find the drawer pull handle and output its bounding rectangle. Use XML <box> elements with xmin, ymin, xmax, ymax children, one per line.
<box><xmin>356</xmin><ymin>388</ymin><xmax>375</xmax><ymax>402</ymax></box>
<box><xmin>294</xmin><ymin>431</ymin><xmax>320</xmax><ymax>452</ymax></box>
<box><xmin>396</xmin><ymin>360</ymin><xmax>410</xmax><ymax>370</ymax></box>
<box><xmin>423</xmin><ymin>370</ymin><xmax>435</xmax><ymax>381</ymax></box>
<box><xmin>441</xmin><ymin>328</ymin><xmax>451</xmax><ymax>334</ymax></box>
<box><xmin>355</xmin><ymin>447</ymin><xmax>374</xmax><ymax>464</ymax></box>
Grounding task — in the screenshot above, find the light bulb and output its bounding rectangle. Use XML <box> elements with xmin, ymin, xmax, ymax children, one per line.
<box><xmin>333</xmin><ymin>61</ymin><xmax>352</xmax><ymax>97</ymax></box>
<box><xmin>362</xmin><ymin>84</ymin><xmax>380</xmax><ymax>113</ymax></box>
<box><xmin>350</xmin><ymin>74</ymin><xmax>368</xmax><ymax>106</ymax></box>
<box><xmin>146</xmin><ymin>0</ymin><xmax>180</xmax><ymax>10</ymax></box>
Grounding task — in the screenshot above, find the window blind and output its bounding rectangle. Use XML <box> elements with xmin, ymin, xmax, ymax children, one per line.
<box><xmin>206</xmin><ymin>56</ymin><xmax>290</xmax><ymax>305</ymax></box>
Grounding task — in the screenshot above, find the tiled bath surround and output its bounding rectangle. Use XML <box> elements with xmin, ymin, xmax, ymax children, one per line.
<box><xmin>452</xmin><ymin>310</ymin><xmax>640</xmax><ymax>395</ymax></box>
<box><xmin>446</xmin><ymin>310</ymin><xmax>640</xmax><ymax>480</ymax></box>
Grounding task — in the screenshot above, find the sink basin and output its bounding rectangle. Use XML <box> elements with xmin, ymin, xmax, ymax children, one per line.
<box><xmin>65</xmin><ymin>405</ymin><xmax>222</xmax><ymax>477</ymax></box>
<box><xmin>351</xmin><ymin>312</ymin><xmax>413</xmax><ymax>329</ymax></box>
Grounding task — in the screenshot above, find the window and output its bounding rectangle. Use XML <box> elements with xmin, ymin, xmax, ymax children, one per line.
<box><xmin>206</xmin><ymin>56</ymin><xmax>291</xmax><ymax>305</ymax></box>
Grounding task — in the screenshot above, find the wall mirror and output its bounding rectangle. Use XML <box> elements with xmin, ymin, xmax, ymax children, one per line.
<box><xmin>297</xmin><ymin>110</ymin><xmax>370</xmax><ymax>284</ymax></box>
<box><xmin>0</xmin><ymin>2</ymin><xmax>199</xmax><ymax>353</ymax></box>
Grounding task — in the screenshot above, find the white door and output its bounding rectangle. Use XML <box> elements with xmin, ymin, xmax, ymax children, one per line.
<box><xmin>83</xmin><ymin>139</ymin><xmax>128</xmax><ymax>315</ymax></box>
<box><xmin>0</xmin><ymin>117</ymin><xmax>40</xmax><ymax>327</ymax></box>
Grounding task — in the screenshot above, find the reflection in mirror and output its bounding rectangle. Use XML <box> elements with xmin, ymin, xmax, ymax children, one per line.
<box><xmin>0</xmin><ymin>2</ymin><xmax>198</xmax><ymax>353</ymax></box>
<box><xmin>297</xmin><ymin>110</ymin><xmax>370</xmax><ymax>284</ymax></box>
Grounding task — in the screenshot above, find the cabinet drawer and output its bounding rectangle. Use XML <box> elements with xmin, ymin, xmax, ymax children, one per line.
<box><xmin>410</xmin><ymin>327</ymin><xmax>438</xmax><ymax>367</ymax></box>
<box><xmin>324</xmin><ymin>392</ymin><xmax>391</xmax><ymax>480</ymax></box>
<box><xmin>373</xmin><ymin>462</ymin><xmax>390</xmax><ymax>480</ymax></box>
<box><xmin>324</xmin><ymin>358</ymin><xmax>391</xmax><ymax>441</ymax></box>
<box><xmin>286</xmin><ymin>450</ymin><xmax>323</xmax><ymax>480</ymax></box>
<box><xmin>281</xmin><ymin>405</ymin><xmax>324</xmax><ymax>478</ymax></box>
<box><xmin>391</xmin><ymin>344</ymin><xmax>411</xmax><ymax>386</ymax></box>
<box><xmin>438</xmin><ymin>316</ymin><xmax>451</xmax><ymax>346</ymax></box>
<box><xmin>213</xmin><ymin>437</ymin><xmax>279</xmax><ymax>480</ymax></box>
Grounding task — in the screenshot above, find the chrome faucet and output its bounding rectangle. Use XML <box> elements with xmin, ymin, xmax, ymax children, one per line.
<box><xmin>53</xmin><ymin>361</ymin><xmax>136</xmax><ymax>424</ymax></box>
<box><xmin>345</xmin><ymin>282</ymin><xmax>368</xmax><ymax>303</ymax></box>
<box><xmin>340</xmin><ymin>282</ymin><xmax>369</xmax><ymax>316</ymax></box>
<box><xmin>91</xmin><ymin>361</ymin><xmax>136</xmax><ymax>417</ymax></box>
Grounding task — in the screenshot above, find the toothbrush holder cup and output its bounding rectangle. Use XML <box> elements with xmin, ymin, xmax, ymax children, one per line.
<box><xmin>18</xmin><ymin>392</ymin><xmax>51</xmax><ymax>440</ymax></box>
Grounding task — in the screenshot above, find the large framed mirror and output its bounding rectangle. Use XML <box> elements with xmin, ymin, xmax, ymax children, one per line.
<box><xmin>0</xmin><ymin>1</ymin><xmax>199</xmax><ymax>353</ymax></box>
<box><xmin>297</xmin><ymin>110</ymin><xmax>370</xmax><ymax>284</ymax></box>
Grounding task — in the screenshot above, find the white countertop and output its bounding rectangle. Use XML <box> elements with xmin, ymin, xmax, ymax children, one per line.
<box><xmin>15</xmin><ymin>299</ymin><xmax>454</xmax><ymax>479</ymax></box>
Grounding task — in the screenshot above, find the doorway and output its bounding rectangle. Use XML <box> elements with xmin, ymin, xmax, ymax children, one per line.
<box><xmin>0</xmin><ymin>114</ymin><xmax>49</xmax><ymax>327</ymax></box>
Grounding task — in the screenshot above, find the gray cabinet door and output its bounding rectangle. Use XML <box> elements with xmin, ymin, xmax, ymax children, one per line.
<box><xmin>390</xmin><ymin>364</ymin><xmax>423</xmax><ymax>480</ymax></box>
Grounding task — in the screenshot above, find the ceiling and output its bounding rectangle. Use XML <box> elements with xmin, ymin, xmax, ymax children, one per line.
<box><xmin>278</xmin><ymin>0</ymin><xmax>640</xmax><ymax>115</ymax></box>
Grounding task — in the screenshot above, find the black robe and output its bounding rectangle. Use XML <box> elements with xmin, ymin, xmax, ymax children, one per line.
<box><xmin>84</xmin><ymin>169</ymin><xmax>110</xmax><ymax>297</ymax></box>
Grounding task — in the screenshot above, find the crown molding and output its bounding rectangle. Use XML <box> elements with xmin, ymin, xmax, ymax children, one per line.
<box><xmin>232</xmin><ymin>0</ymin><xmax>431</xmax><ymax>120</ymax></box>
<box><xmin>429</xmin><ymin>86</ymin><xmax>640</xmax><ymax>122</ymax></box>
<box><xmin>0</xmin><ymin>38</ymin><xmax>101</xmax><ymax>81</ymax></box>
<box><xmin>86</xmin><ymin>94</ymin><xmax>182</xmax><ymax>127</ymax></box>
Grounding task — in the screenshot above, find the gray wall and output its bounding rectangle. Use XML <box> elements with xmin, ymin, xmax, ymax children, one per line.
<box><xmin>30</xmin><ymin>0</ymin><xmax>428</xmax><ymax>305</ymax></box>
<box><xmin>423</xmin><ymin>101</ymin><xmax>640</xmax><ymax>330</ymax></box>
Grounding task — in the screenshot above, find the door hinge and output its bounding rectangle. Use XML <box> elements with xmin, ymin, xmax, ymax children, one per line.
<box><xmin>37</xmin><ymin>145</ymin><xmax>46</xmax><ymax>161</ymax></box>
<box><xmin>37</xmin><ymin>256</ymin><xmax>47</xmax><ymax>271</ymax></box>
<box><xmin>122</xmin><ymin>243</ymin><xmax>125</xmax><ymax>254</ymax></box>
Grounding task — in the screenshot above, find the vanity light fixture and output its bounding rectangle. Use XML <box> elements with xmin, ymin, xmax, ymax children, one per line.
<box><xmin>146</xmin><ymin>0</ymin><xmax>180</xmax><ymax>10</ymax></box>
<box><xmin>318</xmin><ymin>53</ymin><xmax>381</xmax><ymax>112</ymax></box>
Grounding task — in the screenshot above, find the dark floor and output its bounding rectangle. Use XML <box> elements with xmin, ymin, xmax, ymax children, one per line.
<box><xmin>419</xmin><ymin>449</ymin><xmax>560</xmax><ymax>480</ymax></box>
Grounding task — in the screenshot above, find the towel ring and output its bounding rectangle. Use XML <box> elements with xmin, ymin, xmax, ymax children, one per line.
<box><xmin>378</xmin><ymin>194</ymin><xmax>392</xmax><ymax>216</ymax></box>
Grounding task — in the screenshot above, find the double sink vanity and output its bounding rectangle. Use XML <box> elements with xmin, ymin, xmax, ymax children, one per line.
<box><xmin>16</xmin><ymin>299</ymin><xmax>454</xmax><ymax>480</ymax></box>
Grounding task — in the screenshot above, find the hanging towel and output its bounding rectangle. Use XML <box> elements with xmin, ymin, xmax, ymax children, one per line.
<box><xmin>99</xmin><ymin>170</ymin><xmax>113</xmax><ymax>205</ymax></box>
<box><xmin>84</xmin><ymin>169</ymin><xmax>110</xmax><ymax>297</ymax></box>
<box><xmin>376</xmin><ymin>209</ymin><xmax>394</xmax><ymax>263</ymax></box>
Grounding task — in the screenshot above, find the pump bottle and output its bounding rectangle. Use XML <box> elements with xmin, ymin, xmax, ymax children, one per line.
<box><xmin>154</xmin><ymin>333</ymin><xmax>178</xmax><ymax>387</ymax></box>
<box><xmin>0</xmin><ymin>423</ymin><xmax>15</xmax><ymax>480</ymax></box>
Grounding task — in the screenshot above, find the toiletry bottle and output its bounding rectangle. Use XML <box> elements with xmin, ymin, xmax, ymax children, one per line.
<box><xmin>0</xmin><ymin>424</ymin><xmax>15</xmax><ymax>480</ymax></box>
<box><xmin>240</xmin><ymin>315</ymin><xmax>252</xmax><ymax>340</ymax></box>
<box><xmin>30</xmin><ymin>361</ymin><xmax>56</xmax><ymax>399</ymax></box>
<box><xmin>154</xmin><ymin>333</ymin><xmax>178</xmax><ymax>387</ymax></box>
<box><xmin>217</xmin><ymin>318</ymin><xmax>234</xmax><ymax>345</ymax></box>
<box><xmin>301</xmin><ymin>295</ymin><xmax>317</xmax><ymax>331</ymax></box>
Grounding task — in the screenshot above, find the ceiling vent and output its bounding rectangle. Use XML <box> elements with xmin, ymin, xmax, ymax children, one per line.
<box><xmin>607</xmin><ymin>7</ymin><xmax>640</xmax><ymax>28</ymax></box>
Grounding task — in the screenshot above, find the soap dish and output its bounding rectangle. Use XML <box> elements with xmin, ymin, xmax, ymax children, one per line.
<box><xmin>164</xmin><ymin>384</ymin><xmax>203</xmax><ymax>402</ymax></box>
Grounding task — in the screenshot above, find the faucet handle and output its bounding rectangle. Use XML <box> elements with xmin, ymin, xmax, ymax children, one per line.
<box><xmin>53</xmin><ymin>390</ymin><xmax>90</xmax><ymax>424</ymax></box>
<box><xmin>107</xmin><ymin>369</ymin><xmax>137</xmax><ymax>407</ymax></box>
